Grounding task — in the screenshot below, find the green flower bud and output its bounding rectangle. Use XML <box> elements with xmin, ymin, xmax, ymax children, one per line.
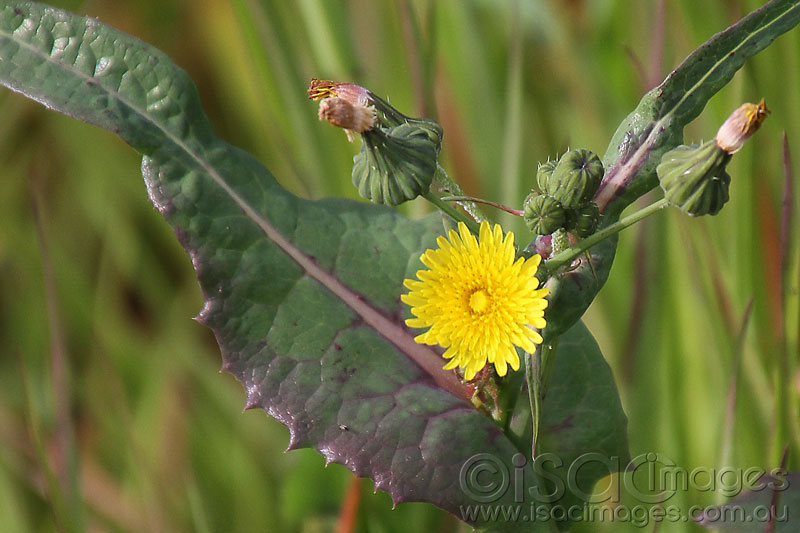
<box><xmin>536</xmin><ymin>160</ymin><xmax>557</xmax><ymax>192</ymax></box>
<box><xmin>573</xmin><ymin>202</ymin><xmax>600</xmax><ymax>238</ymax></box>
<box><xmin>657</xmin><ymin>140</ymin><xmax>731</xmax><ymax>216</ymax></box>
<box><xmin>545</xmin><ymin>149</ymin><xmax>604</xmax><ymax>209</ymax></box>
<box><xmin>405</xmin><ymin>116</ymin><xmax>443</xmax><ymax>147</ymax></box>
<box><xmin>352</xmin><ymin>121</ymin><xmax>442</xmax><ymax>206</ymax></box>
<box><xmin>551</xmin><ymin>227</ymin><xmax>571</xmax><ymax>255</ymax></box>
<box><xmin>523</xmin><ymin>193</ymin><xmax>566</xmax><ymax>236</ymax></box>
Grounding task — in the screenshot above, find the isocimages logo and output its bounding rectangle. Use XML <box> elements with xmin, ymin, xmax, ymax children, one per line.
<box><xmin>458</xmin><ymin>452</ymin><xmax>788</xmax><ymax>505</ymax></box>
<box><xmin>458</xmin><ymin>501</ymin><xmax>789</xmax><ymax>527</ymax></box>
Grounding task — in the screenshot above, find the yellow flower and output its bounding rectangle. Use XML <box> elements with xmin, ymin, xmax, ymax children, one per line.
<box><xmin>402</xmin><ymin>220</ymin><xmax>549</xmax><ymax>381</ymax></box>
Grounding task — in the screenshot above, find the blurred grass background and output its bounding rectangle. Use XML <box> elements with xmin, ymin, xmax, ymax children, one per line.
<box><xmin>0</xmin><ymin>0</ymin><xmax>798</xmax><ymax>531</ymax></box>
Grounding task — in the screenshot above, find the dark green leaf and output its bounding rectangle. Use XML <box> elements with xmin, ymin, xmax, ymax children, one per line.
<box><xmin>0</xmin><ymin>3</ymin><xmax>630</xmax><ymax>528</ymax></box>
<box><xmin>501</xmin><ymin>321</ymin><xmax>629</xmax><ymax>531</ymax></box>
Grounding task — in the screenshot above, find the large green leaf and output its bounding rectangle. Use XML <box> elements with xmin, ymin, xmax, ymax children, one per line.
<box><xmin>540</xmin><ymin>0</ymin><xmax>800</xmax><ymax>338</ymax></box>
<box><xmin>0</xmin><ymin>1</ymin><xmax>628</xmax><ymax>528</ymax></box>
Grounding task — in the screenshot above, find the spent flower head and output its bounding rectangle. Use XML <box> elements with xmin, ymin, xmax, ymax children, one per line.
<box><xmin>715</xmin><ymin>99</ymin><xmax>770</xmax><ymax>153</ymax></box>
<box><xmin>308</xmin><ymin>78</ymin><xmax>442</xmax><ymax>206</ymax></box>
<box><xmin>402</xmin><ymin>221</ymin><xmax>549</xmax><ymax>381</ymax></box>
<box><xmin>657</xmin><ymin>99</ymin><xmax>769</xmax><ymax>216</ymax></box>
<box><xmin>317</xmin><ymin>97</ymin><xmax>376</xmax><ymax>142</ymax></box>
<box><xmin>308</xmin><ymin>78</ymin><xmax>371</xmax><ymax>107</ymax></box>
<box><xmin>309</xmin><ymin>79</ymin><xmax>376</xmax><ymax>141</ymax></box>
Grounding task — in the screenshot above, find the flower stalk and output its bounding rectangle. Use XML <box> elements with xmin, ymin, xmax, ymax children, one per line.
<box><xmin>539</xmin><ymin>198</ymin><xmax>669</xmax><ymax>278</ymax></box>
<box><xmin>527</xmin><ymin>340</ymin><xmax>558</xmax><ymax>458</ymax></box>
<box><xmin>422</xmin><ymin>193</ymin><xmax>481</xmax><ymax>235</ymax></box>
<box><xmin>439</xmin><ymin>195</ymin><xmax>525</xmax><ymax>217</ymax></box>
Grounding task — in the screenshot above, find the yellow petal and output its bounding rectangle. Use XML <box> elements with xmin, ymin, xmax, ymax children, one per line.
<box><xmin>400</xmin><ymin>219</ymin><xmax>548</xmax><ymax>380</ymax></box>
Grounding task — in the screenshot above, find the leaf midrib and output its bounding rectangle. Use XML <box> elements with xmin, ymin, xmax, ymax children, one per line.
<box><xmin>0</xmin><ymin>9</ymin><xmax>471</xmax><ymax>402</ymax></box>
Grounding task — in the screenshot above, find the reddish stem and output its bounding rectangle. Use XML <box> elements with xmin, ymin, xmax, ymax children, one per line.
<box><xmin>439</xmin><ymin>195</ymin><xmax>524</xmax><ymax>217</ymax></box>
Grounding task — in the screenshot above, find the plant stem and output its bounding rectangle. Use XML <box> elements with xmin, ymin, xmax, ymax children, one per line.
<box><xmin>525</xmin><ymin>348</ymin><xmax>538</xmax><ymax>459</ymax></box>
<box><xmin>539</xmin><ymin>338</ymin><xmax>559</xmax><ymax>407</ymax></box>
<box><xmin>541</xmin><ymin>197</ymin><xmax>669</xmax><ymax>276</ymax></box>
<box><xmin>423</xmin><ymin>192</ymin><xmax>481</xmax><ymax>234</ymax></box>
<box><xmin>432</xmin><ymin>165</ymin><xmax>488</xmax><ymax>223</ymax></box>
<box><xmin>527</xmin><ymin>340</ymin><xmax>558</xmax><ymax>459</ymax></box>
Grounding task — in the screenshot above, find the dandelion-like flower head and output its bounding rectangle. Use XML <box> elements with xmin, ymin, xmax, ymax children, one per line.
<box><xmin>402</xmin><ymin>221</ymin><xmax>549</xmax><ymax>381</ymax></box>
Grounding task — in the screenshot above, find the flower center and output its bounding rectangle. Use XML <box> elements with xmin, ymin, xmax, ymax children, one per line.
<box><xmin>469</xmin><ymin>289</ymin><xmax>490</xmax><ymax>314</ymax></box>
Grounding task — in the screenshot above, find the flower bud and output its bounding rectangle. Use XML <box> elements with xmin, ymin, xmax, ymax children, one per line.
<box><xmin>657</xmin><ymin>140</ymin><xmax>731</xmax><ymax>216</ymax></box>
<box><xmin>352</xmin><ymin>121</ymin><xmax>442</xmax><ymax>206</ymax></box>
<box><xmin>715</xmin><ymin>99</ymin><xmax>769</xmax><ymax>154</ymax></box>
<box><xmin>523</xmin><ymin>193</ymin><xmax>566</xmax><ymax>236</ymax></box>
<box><xmin>536</xmin><ymin>159</ymin><xmax>556</xmax><ymax>192</ymax></box>
<box><xmin>572</xmin><ymin>202</ymin><xmax>600</xmax><ymax>238</ymax></box>
<box><xmin>545</xmin><ymin>149</ymin><xmax>604</xmax><ymax>209</ymax></box>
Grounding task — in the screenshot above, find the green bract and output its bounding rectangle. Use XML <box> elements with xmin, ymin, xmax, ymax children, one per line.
<box><xmin>545</xmin><ymin>149</ymin><xmax>604</xmax><ymax>209</ymax></box>
<box><xmin>536</xmin><ymin>159</ymin><xmax>557</xmax><ymax>192</ymax></box>
<box><xmin>523</xmin><ymin>193</ymin><xmax>566</xmax><ymax>236</ymax></box>
<box><xmin>657</xmin><ymin>140</ymin><xmax>732</xmax><ymax>216</ymax></box>
<box><xmin>352</xmin><ymin>120</ymin><xmax>442</xmax><ymax>206</ymax></box>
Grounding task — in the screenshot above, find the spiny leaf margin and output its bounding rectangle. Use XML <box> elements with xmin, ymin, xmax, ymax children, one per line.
<box><xmin>0</xmin><ymin>2</ymin><xmax>629</xmax><ymax>528</ymax></box>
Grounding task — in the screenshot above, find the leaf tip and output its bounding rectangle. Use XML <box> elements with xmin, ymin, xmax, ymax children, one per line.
<box><xmin>241</xmin><ymin>381</ymin><xmax>266</xmax><ymax>412</ymax></box>
<box><xmin>194</xmin><ymin>306</ymin><xmax>212</xmax><ymax>326</ymax></box>
<box><xmin>242</xmin><ymin>399</ymin><xmax>260</xmax><ymax>412</ymax></box>
<box><xmin>285</xmin><ymin>432</ymin><xmax>304</xmax><ymax>452</ymax></box>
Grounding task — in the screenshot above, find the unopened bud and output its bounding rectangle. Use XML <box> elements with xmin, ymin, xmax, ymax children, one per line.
<box><xmin>572</xmin><ymin>202</ymin><xmax>600</xmax><ymax>238</ymax></box>
<box><xmin>523</xmin><ymin>193</ymin><xmax>566</xmax><ymax>236</ymax></box>
<box><xmin>536</xmin><ymin>160</ymin><xmax>556</xmax><ymax>193</ymax></box>
<box><xmin>715</xmin><ymin>99</ymin><xmax>770</xmax><ymax>154</ymax></box>
<box><xmin>545</xmin><ymin>149</ymin><xmax>604</xmax><ymax>209</ymax></box>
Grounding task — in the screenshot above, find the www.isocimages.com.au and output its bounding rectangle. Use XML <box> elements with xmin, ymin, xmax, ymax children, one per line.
<box><xmin>459</xmin><ymin>502</ymin><xmax>788</xmax><ymax>528</ymax></box>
